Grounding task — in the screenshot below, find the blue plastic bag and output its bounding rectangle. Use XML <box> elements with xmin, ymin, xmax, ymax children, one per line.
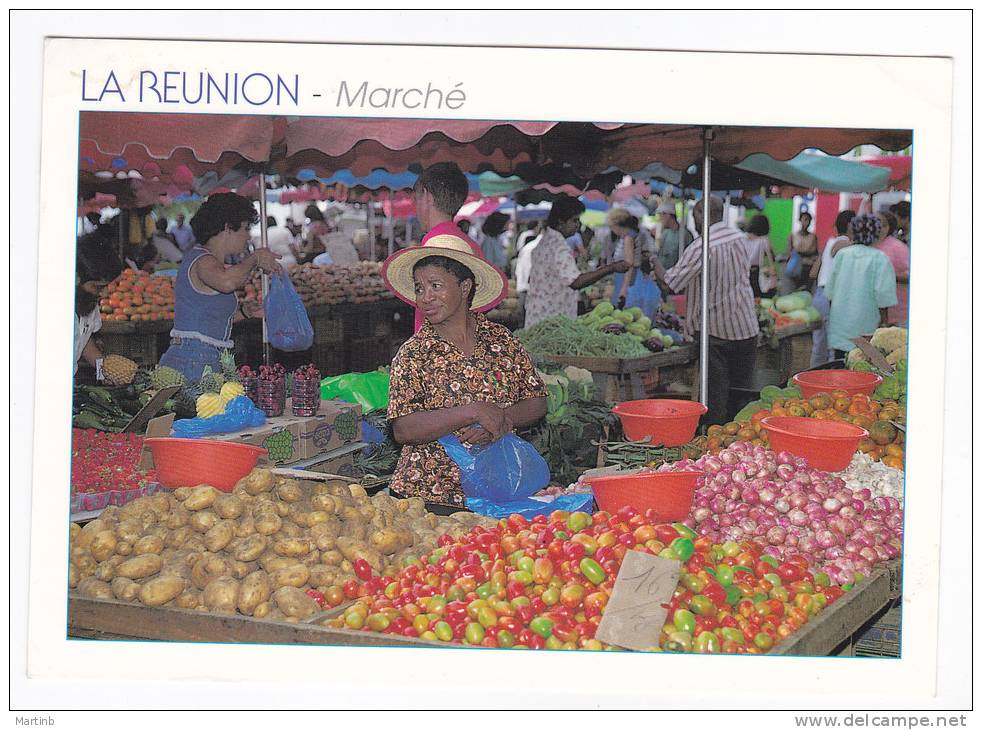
<box><xmin>438</xmin><ymin>432</ymin><xmax>550</xmax><ymax>501</ymax></box>
<box><xmin>265</xmin><ymin>271</ymin><xmax>314</xmax><ymax>351</ymax></box>
<box><xmin>172</xmin><ymin>396</ymin><xmax>267</xmax><ymax>438</ymax></box>
<box><xmin>625</xmin><ymin>271</ymin><xmax>662</xmax><ymax>320</ymax></box>
<box><xmin>466</xmin><ymin>493</ymin><xmax>594</xmax><ymax>520</ymax></box>
<box><xmin>361</xmin><ymin>421</ymin><xmax>386</xmax><ymax>444</ymax></box>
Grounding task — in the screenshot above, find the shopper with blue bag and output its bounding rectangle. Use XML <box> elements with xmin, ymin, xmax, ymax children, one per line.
<box><xmin>380</xmin><ymin>234</ymin><xmax>548</xmax><ymax>512</ymax></box>
<box><xmin>158</xmin><ymin>193</ymin><xmax>281</xmax><ymax>382</ymax></box>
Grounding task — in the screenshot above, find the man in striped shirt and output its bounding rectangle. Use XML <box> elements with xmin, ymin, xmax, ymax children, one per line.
<box><xmin>652</xmin><ymin>196</ymin><xmax>759</xmax><ymax>425</ymax></box>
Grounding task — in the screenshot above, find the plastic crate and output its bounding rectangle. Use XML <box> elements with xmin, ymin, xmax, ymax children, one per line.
<box><xmin>854</xmin><ymin>604</ymin><xmax>902</xmax><ymax>658</ymax></box>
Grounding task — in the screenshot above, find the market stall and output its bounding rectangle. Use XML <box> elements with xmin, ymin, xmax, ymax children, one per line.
<box><xmin>70</xmin><ymin>113</ymin><xmax>912</xmax><ymax>659</ymax></box>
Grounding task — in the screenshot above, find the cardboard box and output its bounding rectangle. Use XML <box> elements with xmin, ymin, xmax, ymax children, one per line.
<box><xmin>143</xmin><ymin>399</ymin><xmax>362</xmax><ymax>467</ymax></box>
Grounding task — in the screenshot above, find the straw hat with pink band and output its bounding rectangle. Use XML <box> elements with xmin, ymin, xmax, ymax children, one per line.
<box><xmin>381</xmin><ymin>234</ymin><xmax>508</xmax><ymax>311</ymax></box>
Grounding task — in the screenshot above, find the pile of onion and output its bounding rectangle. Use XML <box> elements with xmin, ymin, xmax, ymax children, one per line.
<box><xmin>657</xmin><ymin>442</ymin><xmax>903</xmax><ymax>585</ymax></box>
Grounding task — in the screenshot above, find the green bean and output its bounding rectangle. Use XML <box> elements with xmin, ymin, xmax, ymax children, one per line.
<box><xmin>516</xmin><ymin>316</ymin><xmax>649</xmax><ymax>360</ymax></box>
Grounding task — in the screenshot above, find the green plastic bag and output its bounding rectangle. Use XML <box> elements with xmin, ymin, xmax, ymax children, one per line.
<box><xmin>319</xmin><ymin>371</ymin><xmax>390</xmax><ymax>411</ymax></box>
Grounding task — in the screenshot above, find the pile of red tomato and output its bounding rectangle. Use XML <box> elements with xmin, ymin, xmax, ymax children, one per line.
<box><xmin>70</xmin><ymin>428</ymin><xmax>157</xmax><ymax>495</ymax></box>
<box><xmin>322</xmin><ymin>507</ymin><xmax>847</xmax><ymax>653</ymax></box>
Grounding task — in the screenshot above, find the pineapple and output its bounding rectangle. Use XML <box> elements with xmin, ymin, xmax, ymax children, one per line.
<box><xmin>220</xmin><ymin>349</ymin><xmax>240</xmax><ymax>384</ymax></box>
<box><xmin>220</xmin><ymin>381</ymin><xmax>246</xmax><ymax>405</ymax></box>
<box><xmin>150</xmin><ymin>365</ymin><xmax>186</xmax><ymax>390</ymax></box>
<box><xmin>102</xmin><ymin>355</ymin><xmax>138</xmax><ymax>386</ymax></box>
<box><xmin>196</xmin><ymin>392</ymin><xmax>226</xmax><ymax>418</ymax></box>
<box><xmin>198</xmin><ymin>366</ymin><xmax>225</xmax><ymax>394</ymax></box>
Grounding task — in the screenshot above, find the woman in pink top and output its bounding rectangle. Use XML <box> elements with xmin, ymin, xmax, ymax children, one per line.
<box><xmin>874</xmin><ymin>212</ymin><xmax>910</xmax><ymax>325</ymax></box>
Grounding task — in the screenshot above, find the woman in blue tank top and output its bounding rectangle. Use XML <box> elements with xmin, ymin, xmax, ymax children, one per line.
<box><xmin>158</xmin><ymin>193</ymin><xmax>281</xmax><ymax>381</ymax></box>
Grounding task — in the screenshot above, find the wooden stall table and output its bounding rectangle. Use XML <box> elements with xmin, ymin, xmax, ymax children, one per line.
<box><xmin>542</xmin><ymin>343</ymin><xmax>699</xmax><ymax>402</ymax></box>
<box><xmin>68</xmin><ymin>560</ymin><xmax>901</xmax><ymax>656</ymax></box>
<box><xmin>757</xmin><ymin>321</ymin><xmax>819</xmax><ymax>385</ymax></box>
<box><xmin>96</xmin><ymin>319</ymin><xmax>174</xmax><ymax>367</ymax></box>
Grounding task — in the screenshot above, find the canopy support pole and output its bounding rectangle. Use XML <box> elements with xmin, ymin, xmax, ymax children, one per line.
<box><xmin>699</xmin><ymin>128</ymin><xmax>714</xmax><ymax>410</ymax></box>
<box><xmin>367</xmin><ymin>202</ymin><xmax>376</xmax><ymax>262</ymax></box>
<box><xmin>387</xmin><ymin>197</ymin><xmax>396</xmax><ymax>258</ymax></box>
<box><xmin>258</xmin><ymin>172</ymin><xmax>271</xmax><ymax>367</ymax></box>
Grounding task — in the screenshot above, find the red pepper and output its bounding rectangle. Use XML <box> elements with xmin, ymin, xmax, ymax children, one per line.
<box><xmin>702</xmin><ymin>580</ymin><xmax>728</xmax><ymax>608</ymax></box>
<box><xmin>353</xmin><ymin>559</ymin><xmax>373</xmax><ymax>581</ymax></box>
<box><xmin>305</xmin><ymin>589</ymin><xmax>327</xmax><ymax>608</ymax></box>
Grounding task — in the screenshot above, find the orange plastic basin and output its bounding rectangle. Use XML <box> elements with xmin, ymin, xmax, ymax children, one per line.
<box><xmin>612</xmin><ymin>399</ymin><xmax>707</xmax><ymax>447</ymax></box>
<box><xmin>792</xmin><ymin>370</ymin><xmax>883</xmax><ymax>399</ymax></box>
<box><xmin>760</xmin><ymin>416</ymin><xmax>867</xmax><ymax>472</ymax></box>
<box><xmin>585</xmin><ymin>471</ymin><xmax>702</xmax><ymax>522</ymax></box>
<box><xmin>144</xmin><ymin>438</ymin><xmax>266</xmax><ymax>491</ymax></box>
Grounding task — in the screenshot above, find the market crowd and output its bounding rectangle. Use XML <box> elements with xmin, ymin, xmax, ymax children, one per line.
<box><xmin>75</xmin><ymin>162</ymin><xmax>909</xmax><ymax>510</ymax></box>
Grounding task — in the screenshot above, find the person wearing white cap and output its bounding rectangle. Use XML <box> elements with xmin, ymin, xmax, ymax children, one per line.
<box><xmin>380</xmin><ymin>237</ymin><xmax>547</xmax><ymax>510</ymax></box>
<box><xmin>655</xmin><ymin>199</ymin><xmax>691</xmax><ymax>272</ymax></box>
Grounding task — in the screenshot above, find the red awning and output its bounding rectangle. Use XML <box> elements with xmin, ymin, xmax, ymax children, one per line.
<box><xmin>79</xmin><ymin>111</ymin><xmax>281</xmax><ymax>163</ymax></box>
<box><xmin>858</xmin><ymin>155</ymin><xmax>912</xmax><ymax>190</ymax></box>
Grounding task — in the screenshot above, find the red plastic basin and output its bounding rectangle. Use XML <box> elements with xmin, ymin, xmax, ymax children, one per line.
<box><xmin>792</xmin><ymin>370</ymin><xmax>883</xmax><ymax>399</ymax></box>
<box><xmin>761</xmin><ymin>416</ymin><xmax>868</xmax><ymax>472</ymax></box>
<box><xmin>612</xmin><ymin>399</ymin><xmax>707</xmax><ymax>447</ymax></box>
<box><xmin>144</xmin><ymin>438</ymin><xmax>266</xmax><ymax>492</ymax></box>
<box><xmin>585</xmin><ymin>471</ymin><xmax>702</xmax><ymax>522</ymax></box>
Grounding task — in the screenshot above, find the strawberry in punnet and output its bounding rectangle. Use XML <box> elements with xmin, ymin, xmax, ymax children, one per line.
<box><xmin>70</xmin><ymin>428</ymin><xmax>157</xmax><ymax>495</ymax></box>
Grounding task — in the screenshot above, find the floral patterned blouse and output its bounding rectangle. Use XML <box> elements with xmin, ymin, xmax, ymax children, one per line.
<box><xmin>387</xmin><ymin>313</ymin><xmax>548</xmax><ymax>507</ymax></box>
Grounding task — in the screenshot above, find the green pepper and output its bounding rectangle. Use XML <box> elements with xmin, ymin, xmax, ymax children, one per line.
<box><xmin>751</xmin><ymin>592</ymin><xmax>768</xmax><ymax>604</ymax></box>
<box><xmin>579</xmin><ymin>558</ymin><xmax>606</xmax><ymax>585</ymax></box>
<box><xmin>670</xmin><ymin>537</ymin><xmax>695</xmax><ymax>561</ymax></box>
<box><xmin>672</xmin><ymin>523</ymin><xmax>697</xmax><ymax>540</ymax></box>
<box><xmin>517</xmin><ymin>556</ymin><xmax>535</xmax><ymax>574</ymax></box>
<box><xmin>434</xmin><ymin>621</ymin><xmax>453</xmax><ymax>642</ymax></box>
<box><xmin>714</xmin><ymin>564</ymin><xmax>734</xmax><ymax>586</ymax></box>
<box><xmin>475</xmin><ymin>582</ymin><xmax>493</xmax><ymax>599</ymax></box>
<box><xmin>509</xmin><ymin>550</ymin><xmax>526</xmax><ymax>566</ymax></box>
<box><xmin>688</xmin><ymin>594</ymin><xmax>715</xmax><ymax>616</ymax></box>
<box><xmin>566</xmin><ymin>512</ymin><xmax>591</xmax><ymax>533</ymax></box>
<box><xmin>720</xmin><ymin>627</ymin><xmax>745</xmax><ymax>644</ymax></box>
<box><xmin>672</xmin><ymin>608</ymin><xmax>696</xmax><ymax>634</ymax></box>
<box><xmin>763</xmin><ymin>572</ymin><xmax>782</xmax><ymax>588</ymax></box>
<box><xmin>544</xmin><ymin>635</ymin><xmax>563</xmax><ymax>651</ymax></box>
<box><xmin>813</xmin><ymin>571</ymin><xmax>831</xmax><ymax>587</ymax></box>
<box><xmin>464</xmin><ymin>622</ymin><xmax>485</xmax><ymax>644</ymax></box>
<box><xmin>694</xmin><ymin>630</ymin><xmax>720</xmax><ymax>654</ymax></box>
<box><xmin>759</xmin><ymin>555</ymin><xmax>779</xmax><ymax>569</ymax></box>
<box><xmin>530</xmin><ymin>616</ymin><xmax>554</xmax><ymax>639</ymax></box>
<box><xmin>554</xmin><ymin>531</ymin><xmax>569</xmax><ymax>541</ymax></box>
<box><xmin>681</xmin><ymin>574</ymin><xmax>708</xmax><ymax>593</ymax></box>
<box><xmin>511</xmin><ymin>570</ymin><xmax>533</xmax><ymax>585</ymax></box>
<box><xmin>724</xmin><ymin>585</ymin><xmax>743</xmax><ymax>606</ymax></box>
<box><xmin>663</xmin><ymin>630</ymin><xmax>693</xmax><ymax>652</ymax></box>
<box><xmin>497</xmin><ymin>629</ymin><xmax>515</xmax><ymax>648</ymax></box>
<box><xmin>658</xmin><ymin>547</ymin><xmax>680</xmax><ymax>561</ymax></box>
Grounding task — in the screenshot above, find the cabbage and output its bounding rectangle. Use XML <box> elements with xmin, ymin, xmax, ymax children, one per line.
<box><xmin>759</xmin><ymin>298</ymin><xmax>774</xmax><ymax>310</ymax></box>
<box><xmin>788</xmin><ymin>309</ymin><xmax>811</xmax><ymax>322</ymax></box>
<box><xmin>802</xmin><ymin>305</ymin><xmax>821</xmax><ymax>323</ymax></box>
<box><xmin>775</xmin><ymin>291</ymin><xmax>813</xmax><ymax>313</ymax></box>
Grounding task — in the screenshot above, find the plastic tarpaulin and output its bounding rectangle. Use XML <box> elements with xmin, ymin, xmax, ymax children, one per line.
<box><xmin>733</xmin><ymin>152</ymin><xmax>892</xmax><ymax>193</ymax></box>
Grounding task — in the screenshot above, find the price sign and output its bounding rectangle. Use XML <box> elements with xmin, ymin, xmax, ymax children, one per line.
<box><xmin>595</xmin><ymin>550</ymin><xmax>681</xmax><ymax>652</ymax></box>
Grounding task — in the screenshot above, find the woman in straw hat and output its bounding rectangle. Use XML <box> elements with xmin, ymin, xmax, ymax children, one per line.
<box><xmin>380</xmin><ymin>237</ymin><xmax>548</xmax><ymax>510</ymax></box>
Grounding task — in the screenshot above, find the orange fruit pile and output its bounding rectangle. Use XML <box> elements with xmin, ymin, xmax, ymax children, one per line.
<box><xmin>694</xmin><ymin>391</ymin><xmax>905</xmax><ymax>470</ymax></box>
<box><xmin>99</xmin><ymin>269</ymin><xmax>175</xmax><ymax>322</ymax></box>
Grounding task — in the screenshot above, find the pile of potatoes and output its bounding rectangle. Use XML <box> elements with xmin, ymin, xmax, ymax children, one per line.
<box><xmin>68</xmin><ymin>468</ymin><xmax>493</xmax><ymax>623</ymax></box>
